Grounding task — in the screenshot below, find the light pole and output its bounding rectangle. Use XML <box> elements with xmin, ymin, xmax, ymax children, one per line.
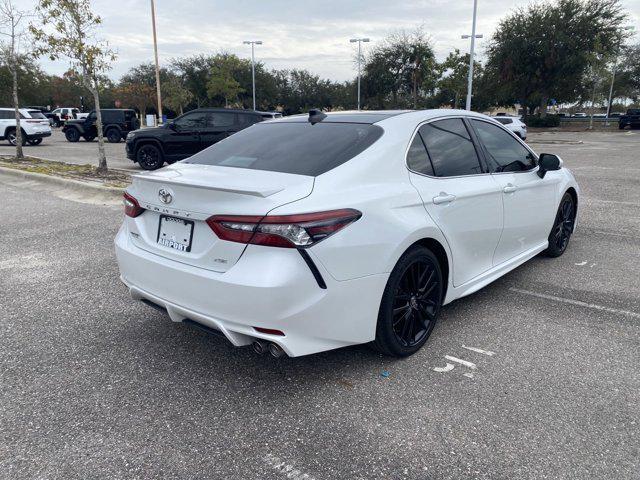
<box><xmin>605</xmin><ymin>26</ymin><xmax>635</xmax><ymax>124</ymax></box>
<box><xmin>462</xmin><ymin>0</ymin><xmax>482</xmax><ymax>111</ymax></box>
<box><xmin>150</xmin><ymin>0</ymin><xmax>163</xmax><ymax>124</ymax></box>
<box><xmin>350</xmin><ymin>38</ymin><xmax>370</xmax><ymax>110</ymax></box>
<box><xmin>243</xmin><ymin>40</ymin><xmax>262</xmax><ymax>111</ymax></box>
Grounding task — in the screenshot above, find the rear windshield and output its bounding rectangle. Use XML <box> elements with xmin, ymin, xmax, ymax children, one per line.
<box><xmin>28</xmin><ymin>110</ymin><xmax>47</xmax><ymax>119</ymax></box>
<box><xmin>494</xmin><ymin>117</ymin><xmax>513</xmax><ymax>125</ymax></box>
<box><xmin>185</xmin><ymin>122</ymin><xmax>384</xmax><ymax>176</ymax></box>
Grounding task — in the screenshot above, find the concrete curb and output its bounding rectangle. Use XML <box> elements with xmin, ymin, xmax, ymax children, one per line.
<box><xmin>0</xmin><ymin>165</ymin><xmax>125</xmax><ymax>203</ymax></box>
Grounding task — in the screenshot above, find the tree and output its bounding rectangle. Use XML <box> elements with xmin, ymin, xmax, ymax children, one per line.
<box><xmin>30</xmin><ymin>0</ymin><xmax>116</xmax><ymax>173</ymax></box>
<box><xmin>206</xmin><ymin>56</ymin><xmax>246</xmax><ymax>107</ymax></box>
<box><xmin>485</xmin><ymin>0</ymin><xmax>628</xmax><ymax>117</ymax></box>
<box><xmin>361</xmin><ymin>29</ymin><xmax>437</xmax><ymax>109</ymax></box>
<box><xmin>162</xmin><ymin>74</ymin><xmax>193</xmax><ymax>115</ymax></box>
<box><xmin>0</xmin><ymin>0</ymin><xmax>30</xmax><ymax>158</ymax></box>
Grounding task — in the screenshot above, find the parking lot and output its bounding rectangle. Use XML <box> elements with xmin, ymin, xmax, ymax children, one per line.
<box><xmin>0</xmin><ymin>130</ymin><xmax>639</xmax><ymax>479</ymax></box>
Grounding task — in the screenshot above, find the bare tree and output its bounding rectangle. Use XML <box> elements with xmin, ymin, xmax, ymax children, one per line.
<box><xmin>0</xmin><ymin>0</ymin><xmax>30</xmax><ymax>159</ymax></box>
<box><xmin>30</xmin><ymin>0</ymin><xmax>116</xmax><ymax>173</ymax></box>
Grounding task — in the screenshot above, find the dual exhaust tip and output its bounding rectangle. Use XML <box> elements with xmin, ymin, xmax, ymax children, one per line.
<box><xmin>252</xmin><ymin>340</ymin><xmax>286</xmax><ymax>358</ymax></box>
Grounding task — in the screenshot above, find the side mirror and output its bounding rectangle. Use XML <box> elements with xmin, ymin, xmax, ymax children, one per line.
<box><xmin>537</xmin><ymin>153</ymin><xmax>562</xmax><ymax>178</ymax></box>
<box><xmin>167</xmin><ymin>121</ymin><xmax>177</xmax><ymax>131</ymax></box>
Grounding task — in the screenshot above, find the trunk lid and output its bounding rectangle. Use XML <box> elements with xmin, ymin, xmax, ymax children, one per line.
<box><xmin>126</xmin><ymin>163</ymin><xmax>314</xmax><ymax>272</ymax></box>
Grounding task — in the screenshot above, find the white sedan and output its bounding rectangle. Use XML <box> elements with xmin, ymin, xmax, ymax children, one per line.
<box><xmin>115</xmin><ymin>110</ymin><xmax>579</xmax><ymax>358</ymax></box>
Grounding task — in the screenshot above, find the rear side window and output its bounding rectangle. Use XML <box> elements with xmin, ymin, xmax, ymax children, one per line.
<box><xmin>470</xmin><ymin>120</ymin><xmax>536</xmax><ymax>172</ymax></box>
<box><xmin>28</xmin><ymin>110</ymin><xmax>47</xmax><ymax>119</ymax></box>
<box><xmin>0</xmin><ymin>110</ymin><xmax>13</xmax><ymax>119</ymax></box>
<box><xmin>186</xmin><ymin>122</ymin><xmax>384</xmax><ymax>176</ymax></box>
<box><xmin>406</xmin><ymin>134</ymin><xmax>434</xmax><ymax>176</ymax></box>
<box><xmin>419</xmin><ymin>119</ymin><xmax>483</xmax><ymax>177</ymax></box>
<box><xmin>208</xmin><ymin>112</ymin><xmax>236</xmax><ymax>127</ymax></box>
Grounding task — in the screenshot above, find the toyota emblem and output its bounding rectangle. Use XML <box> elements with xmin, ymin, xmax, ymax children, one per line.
<box><xmin>158</xmin><ymin>188</ymin><xmax>173</xmax><ymax>204</ymax></box>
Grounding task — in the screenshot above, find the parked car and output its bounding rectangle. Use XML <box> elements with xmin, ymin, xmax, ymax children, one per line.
<box><xmin>62</xmin><ymin>109</ymin><xmax>139</xmax><ymax>143</ymax></box>
<box><xmin>572</xmin><ymin>113</ymin><xmax>587</xmax><ymax>118</ymax></box>
<box><xmin>51</xmin><ymin>107</ymin><xmax>80</xmax><ymax>126</ymax></box>
<box><xmin>258</xmin><ymin>111</ymin><xmax>283</xmax><ymax>120</ymax></box>
<box><xmin>618</xmin><ymin>109</ymin><xmax>640</xmax><ymax>130</ymax></box>
<box><xmin>0</xmin><ymin>108</ymin><xmax>52</xmax><ymax>145</ymax></box>
<box><xmin>115</xmin><ymin>109</ymin><xmax>579</xmax><ymax>358</ymax></box>
<box><xmin>493</xmin><ymin>116</ymin><xmax>527</xmax><ymax>140</ymax></box>
<box><xmin>125</xmin><ymin>108</ymin><xmax>263</xmax><ymax>170</ymax></box>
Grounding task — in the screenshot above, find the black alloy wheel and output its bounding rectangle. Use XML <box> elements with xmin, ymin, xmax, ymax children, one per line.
<box><xmin>136</xmin><ymin>144</ymin><xmax>164</xmax><ymax>170</ymax></box>
<box><xmin>544</xmin><ymin>192</ymin><xmax>575</xmax><ymax>257</ymax></box>
<box><xmin>373</xmin><ymin>247</ymin><xmax>443</xmax><ymax>357</ymax></box>
<box><xmin>65</xmin><ymin>128</ymin><xmax>80</xmax><ymax>142</ymax></box>
<box><xmin>106</xmin><ymin>129</ymin><xmax>121</xmax><ymax>143</ymax></box>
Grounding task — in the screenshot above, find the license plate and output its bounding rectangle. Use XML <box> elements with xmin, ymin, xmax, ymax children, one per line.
<box><xmin>157</xmin><ymin>215</ymin><xmax>194</xmax><ymax>252</ymax></box>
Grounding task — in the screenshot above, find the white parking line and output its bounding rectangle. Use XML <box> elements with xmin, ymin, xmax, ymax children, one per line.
<box><xmin>444</xmin><ymin>355</ymin><xmax>477</xmax><ymax>369</ymax></box>
<box><xmin>509</xmin><ymin>288</ymin><xmax>640</xmax><ymax>319</ymax></box>
<box><xmin>433</xmin><ymin>363</ymin><xmax>455</xmax><ymax>373</ymax></box>
<box><xmin>462</xmin><ymin>345</ymin><xmax>496</xmax><ymax>356</ymax></box>
<box><xmin>263</xmin><ymin>454</ymin><xmax>315</xmax><ymax>480</ymax></box>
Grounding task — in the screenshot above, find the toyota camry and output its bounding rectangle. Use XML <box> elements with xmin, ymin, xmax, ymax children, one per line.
<box><xmin>115</xmin><ymin>109</ymin><xmax>579</xmax><ymax>357</ymax></box>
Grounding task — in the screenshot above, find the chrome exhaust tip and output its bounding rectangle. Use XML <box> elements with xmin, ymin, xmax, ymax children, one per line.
<box><xmin>268</xmin><ymin>342</ymin><xmax>285</xmax><ymax>358</ymax></box>
<box><xmin>252</xmin><ymin>340</ymin><xmax>268</xmax><ymax>355</ymax></box>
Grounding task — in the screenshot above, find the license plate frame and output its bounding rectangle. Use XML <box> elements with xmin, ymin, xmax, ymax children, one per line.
<box><xmin>157</xmin><ymin>215</ymin><xmax>195</xmax><ymax>252</ymax></box>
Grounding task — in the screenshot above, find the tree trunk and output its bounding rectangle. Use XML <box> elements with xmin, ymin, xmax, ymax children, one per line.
<box><xmin>90</xmin><ymin>87</ymin><xmax>108</xmax><ymax>173</ymax></box>
<box><xmin>11</xmin><ymin>64</ymin><xmax>23</xmax><ymax>159</ymax></box>
<box><xmin>539</xmin><ymin>95</ymin><xmax>548</xmax><ymax>118</ymax></box>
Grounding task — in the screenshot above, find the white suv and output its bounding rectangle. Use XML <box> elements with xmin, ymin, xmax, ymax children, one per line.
<box><xmin>493</xmin><ymin>116</ymin><xmax>527</xmax><ymax>140</ymax></box>
<box><xmin>0</xmin><ymin>108</ymin><xmax>52</xmax><ymax>145</ymax></box>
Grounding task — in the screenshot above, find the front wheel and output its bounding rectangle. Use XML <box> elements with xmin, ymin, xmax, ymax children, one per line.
<box><xmin>27</xmin><ymin>138</ymin><xmax>43</xmax><ymax>146</ymax></box>
<box><xmin>372</xmin><ymin>246</ymin><xmax>443</xmax><ymax>357</ymax></box>
<box><xmin>136</xmin><ymin>144</ymin><xmax>164</xmax><ymax>170</ymax></box>
<box><xmin>544</xmin><ymin>192</ymin><xmax>576</xmax><ymax>257</ymax></box>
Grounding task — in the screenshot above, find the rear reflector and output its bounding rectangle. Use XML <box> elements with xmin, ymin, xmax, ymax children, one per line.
<box><xmin>123</xmin><ymin>192</ymin><xmax>144</xmax><ymax>218</ymax></box>
<box><xmin>207</xmin><ymin>209</ymin><xmax>362</xmax><ymax>248</ymax></box>
<box><xmin>253</xmin><ymin>327</ymin><xmax>285</xmax><ymax>336</ymax></box>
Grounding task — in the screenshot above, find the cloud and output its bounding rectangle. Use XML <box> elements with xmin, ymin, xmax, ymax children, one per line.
<box><xmin>22</xmin><ymin>0</ymin><xmax>640</xmax><ymax>82</ymax></box>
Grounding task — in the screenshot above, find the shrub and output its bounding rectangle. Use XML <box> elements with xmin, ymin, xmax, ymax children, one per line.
<box><xmin>524</xmin><ymin>115</ymin><xmax>561</xmax><ymax>127</ymax></box>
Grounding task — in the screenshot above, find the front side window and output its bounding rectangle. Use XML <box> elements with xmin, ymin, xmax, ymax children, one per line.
<box><xmin>186</xmin><ymin>122</ymin><xmax>384</xmax><ymax>176</ymax></box>
<box><xmin>470</xmin><ymin>120</ymin><xmax>536</xmax><ymax>172</ymax></box>
<box><xmin>175</xmin><ymin>111</ymin><xmax>208</xmax><ymax>130</ymax></box>
<box><xmin>406</xmin><ymin>133</ymin><xmax>434</xmax><ymax>176</ymax></box>
<box><xmin>419</xmin><ymin>119</ymin><xmax>483</xmax><ymax>177</ymax></box>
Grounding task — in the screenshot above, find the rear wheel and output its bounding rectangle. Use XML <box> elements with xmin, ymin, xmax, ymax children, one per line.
<box><xmin>65</xmin><ymin>128</ymin><xmax>80</xmax><ymax>142</ymax></box>
<box><xmin>372</xmin><ymin>246</ymin><xmax>443</xmax><ymax>357</ymax></box>
<box><xmin>544</xmin><ymin>192</ymin><xmax>576</xmax><ymax>257</ymax></box>
<box><xmin>27</xmin><ymin>138</ymin><xmax>43</xmax><ymax>146</ymax></box>
<box><xmin>136</xmin><ymin>144</ymin><xmax>164</xmax><ymax>170</ymax></box>
<box><xmin>106</xmin><ymin>128</ymin><xmax>121</xmax><ymax>143</ymax></box>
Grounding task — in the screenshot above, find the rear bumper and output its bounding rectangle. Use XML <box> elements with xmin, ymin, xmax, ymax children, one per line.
<box><xmin>27</xmin><ymin>131</ymin><xmax>51</xmax><ymax>139</ymax></box>
<box><xmin>115</xmin><ymin>223</ymin><xmax>387</xmax><ymax>356</ymax></box>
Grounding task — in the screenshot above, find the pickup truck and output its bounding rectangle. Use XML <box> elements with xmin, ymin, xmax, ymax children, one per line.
<box><xmin>619</xmin><ymin>109</ymin><xmax>640</xmax><ymax>130</ymax></box>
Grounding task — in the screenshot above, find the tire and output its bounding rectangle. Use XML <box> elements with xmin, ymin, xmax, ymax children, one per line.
<box><xmin>27</xmin><ymin>138</ymin><xmax>43</xmax><ymax>146</ymax></box>
<box><xmin>372</xmin><ymin>246</ymin><xmax>443</xmax><ymax>357</ymax></box>
<box><xmin>544</xmin><ymin>192</ymin><xmax>576</xmax><ymax>258</ymax></box>
<box><xmin>106</xmin><ymin>128</ymin><xmax>121</xmax><ymax>143</ymax></box>
<box><xmin>136</xmin><ymin>144</ymin><xmax>164</xmax><ymax>170</ymax></box>
<box><xmin>83</xmin><ymin>135</ymin><xmax>95</xmax><ymax>142</ymax></box>
<box><xmin>65</xmin><ymin>128</ymin><xmax>80</xmax><ymax>142</ymax></box>
<box><xmin>6</xmin><ymin>129</ymin><xmax>25</xmax><ymax>146</ymax></box>
<box><xmin>618</xmin><ymin>123</ymin><xmax>625</xmax><ymax>130</ymax></box>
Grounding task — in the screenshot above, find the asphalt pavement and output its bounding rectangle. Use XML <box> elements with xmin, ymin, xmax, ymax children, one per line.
<box><xmin>0</xmin><ymin>130</ymin><xmax>638</xmax><ymax>479</ymax></box>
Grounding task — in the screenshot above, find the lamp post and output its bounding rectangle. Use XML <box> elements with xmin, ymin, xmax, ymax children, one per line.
<box><xmin>150</xmin><ymin>0</ymin><xmax>163</xmax><ymax>124</ymax></box>
<box><xmin>243</xmin><ymin>40</ymin><xmax>263</xmax><ymax>111</ymax></box>
<box><xmin>605</xmin><ymin>26</ymin><xmax>635</xmax><ymax>125</ymax></box>
<box><xmin>462</xmin><ymin>0</ymin><xmax>482</xmax><ymax>111</ymax></box>
<box><xmin>350</xmin><ymin>38</ymin><xmax>370</xmax><ymax>110</ymax></box>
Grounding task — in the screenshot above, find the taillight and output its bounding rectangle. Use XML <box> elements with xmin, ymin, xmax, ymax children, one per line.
<box><xmin>123</xmin><ymin>192</ymin><xmax>144</xmax><ymax>218</ymax></box>
<box><xmin>206</xmin><ymin>209</ymin><xmax>362</xmax><ymax>248</ymax></box>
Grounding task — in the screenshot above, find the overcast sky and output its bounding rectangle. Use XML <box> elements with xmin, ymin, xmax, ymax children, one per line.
<box><xmin>22</xmin><ymin>0</ymin><xmax>640</xmax><ymax>82</ymax></box>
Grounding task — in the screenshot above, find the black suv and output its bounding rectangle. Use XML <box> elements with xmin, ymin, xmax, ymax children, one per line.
<box><xmin>62</xmin><ymin>109</ymin><xmax>139</xmax><ymax>143</ymax></box>
<box><xmin>619</xmin><ymin>109</ymin><xmax>640</xmax><ymax>130</ymax></box>
<box><xmin>125</xmin><ymin>108</ymin><xmax>263</xmax><ymax>170</ymax></box>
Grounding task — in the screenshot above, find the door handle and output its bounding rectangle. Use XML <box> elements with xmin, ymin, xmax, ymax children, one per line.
<box><xmin>433</xmin><ymin>193</ymin><xmax>456</xmax><ymax>205</ymax></box>
<box><xmin>503</xmin><ymin>184</ymin><xmax>517</xmax><ymax>194</ymax></box>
